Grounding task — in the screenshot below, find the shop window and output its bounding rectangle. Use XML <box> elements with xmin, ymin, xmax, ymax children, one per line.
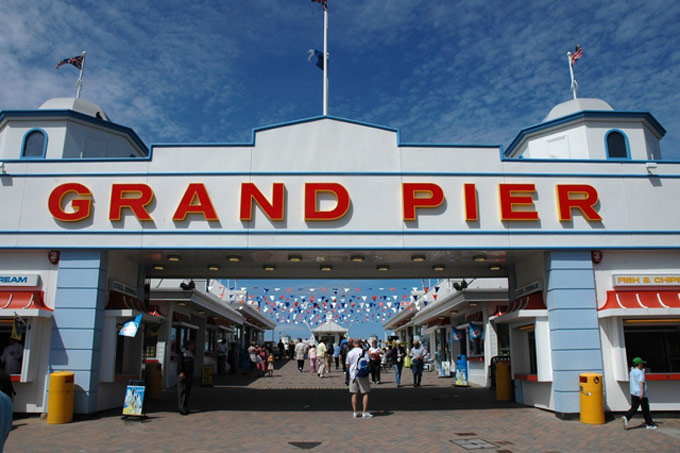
<box><xmin>527</xmin><ymin>330</ymin><xmax>537</xmax><ymax>375</ymax></box>
<box><xmin>0</xmin><ymin>319</ymin><xmax>24</xmax><ymax>374</ymax></box>
<box><xmin>605</xmin><ymin>130</ymin><xmax>630</xmax><ymax>159</ymax></box>
<box><xmin>496</xmin><ymin>323</ymin><xmax>510</xmax><ymax>355</ymax></box>
<box><xmin>624</xmin><ymin>324</ymin><xmax>680</xmax><ymax>372</ymax></box>
<box><xmin>171</xmin><ymin>325</ymin><xmax>196</xmax><ymax>355</ymax></box>
<box><xmin>205</xmin><ymin>328</ymin><xmax>217</xmax><ymax>353</ymax></box>
<box><xmin>21</xmin><ymin>129</ymin><xmax>47</xmax><ymax>158</ymax></box>
<box><xmin>143</xmin><ymin>324</ymin><xmax>160</xmax><ymax>358</ymax></box>
<box><xmin>469</xmin><ymin>335</ymin><xmax>483</xmax><ymax>356</ymax></box>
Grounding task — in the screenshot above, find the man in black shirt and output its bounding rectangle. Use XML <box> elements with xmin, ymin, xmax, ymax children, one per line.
<box><xmin>177</xmin><ymin>339</ymin><xmax>195</xmax><ymax>415</ymax></box>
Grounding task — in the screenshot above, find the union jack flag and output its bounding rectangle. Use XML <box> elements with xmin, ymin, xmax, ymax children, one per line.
<box><xmin>570</xmin><ymin>45</ymin><xmax>583</xmax><ymax>65</ymax></box>
<box><xmin>56</xmin><ymin>55</ymin><xmax>84</xmax><ymax>70</ymax></box>
<box><xmin>311</xmin><ymin>0</ymin><xmax>327</xmax><ymax>11</ymax></box>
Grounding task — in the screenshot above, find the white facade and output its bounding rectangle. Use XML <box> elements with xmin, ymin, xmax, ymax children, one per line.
<box><xmin>0</xmin><ymin>95</ymin><xmax>678</xmax><ymax>418</ymax></box>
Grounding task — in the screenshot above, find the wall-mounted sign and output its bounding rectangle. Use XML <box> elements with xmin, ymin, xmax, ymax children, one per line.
<box><xmin>515</xmin><ymin>280</ymin><xmax>542</xmax><ymax>298</ymax></box>
<box><xmin>0</xmin><ymin>274</ymin><xmax>40</xmax><ymax>287</ymax></box>
<box><xmin>613</xmin><ymin>274</ymin><xmax>680</xmax><ymax>287</ymax></box>
<box><xmin>109</xmin><ymin>280</ymin><xmax>139</xmax><ymax>298</ymax></box>
<box><xmin>48</xmin><ymin>250</ymin><xmax>60</xmax><ymax>265</ymax></box>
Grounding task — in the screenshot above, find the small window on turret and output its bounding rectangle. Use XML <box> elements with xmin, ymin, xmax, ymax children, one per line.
<box><xmin>21</xmin><ymin>129</ymin><xmax>47</xmax><ymax>158</ymax></box>
<box><xmin>605</xmin><ymin>130</ymin><xmax>629</xmax><ymax>159</ymax></box>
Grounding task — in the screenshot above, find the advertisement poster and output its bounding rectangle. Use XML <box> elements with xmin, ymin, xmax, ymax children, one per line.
<box><xmin>122</xmin><ymin>385</ymin><xmax>145</xmax><ymax>416</ymax></box>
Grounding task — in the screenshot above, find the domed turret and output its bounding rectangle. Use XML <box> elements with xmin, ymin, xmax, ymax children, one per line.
<box><xmin>505</xmin><ymin>98</ymin><xmax>665</xmax><ymax>160</ymax></box>
<box><xmin>39</xmin><ymin>97</ymin><xmax>110</xmax><ymax>121</ymax></box>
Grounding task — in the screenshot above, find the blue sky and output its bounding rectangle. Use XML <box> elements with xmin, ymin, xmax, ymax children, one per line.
<box><xmin>2</xmin><ymin>0</ymin><xmax>680</xmax><ymax>159</ymax></box>
<box><xmin>3</xmin><ymin>1</ymin><xmax>680</xmax><ymax>339</ymax></box>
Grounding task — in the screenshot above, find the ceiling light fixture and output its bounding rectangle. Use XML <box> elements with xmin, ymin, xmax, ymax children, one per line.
<box><xmin>207</xmin><ymin>264</ymin><xmax>220</xmax><ymax>271</ymax></box>
<box><xmin>288</xmin><ymin>255</ymin><xmax>303</xmax><ymax>262</ymax></box>
<box><xmin>227</xmin><ymin>255</ymin><xmax>241</xmax><ymax>262</ymax></box>
<box><xmin>411</xmin><ymin>255</ymin><xmax>426</xmax><ymax>262</ymax></box>
<box><xmin>320</xmin><ymin>264</ymin><xmax>333</xmax><ymax>272</ymax></box>
<box><xmin>472</xmin><ymin>254</ymin><xmax>487</xmax><ymax>262</ymax></box>
<box><xmin>433</xmin><ymin>264</ymin><xmax>446</xmax><ymax>271</ymax></box>
<box><xmin>489</xmin><ymin>264</ymin><xmax>502</xmax><ymax>271</ymax></box>
<box><xmin>167</xmin><ymin>255</ymin><xmax>181</xmax><ymax>262</ymax></box>
<box><xmin>263</xmin><ymin>264</ymin><xmax>276</xmax><ymax>271</ymax></box>
<box><xmin>377</xmin><ymin>265</ymin><xmax>390</xmax><ymax>271</ymax></box>
<box><xmin>350</xmin><ymin>255</ymin><xmax>365</xmax><ymax>263</ymax></box>
<box><xmin>153</xmin><ymin>264</ymin><xmax>165</xmax><ymax>271</ymax></box>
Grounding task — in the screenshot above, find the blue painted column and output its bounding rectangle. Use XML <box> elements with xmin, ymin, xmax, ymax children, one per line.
<box><xmin>545</xmin><ymin>251</ymin><xmax>603</xmax><ymax>417</ymax></box>
<box><xmin>48</xmin><ymin>251</ymin><xmax>108</xmax><ymax>414</ymax></box>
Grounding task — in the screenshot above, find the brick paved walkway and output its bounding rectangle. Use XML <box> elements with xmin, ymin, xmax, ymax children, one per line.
<box><xmin>7</xmin><ymin>359</ymin><xmax>680</xmax><ymax>452</ymax></box>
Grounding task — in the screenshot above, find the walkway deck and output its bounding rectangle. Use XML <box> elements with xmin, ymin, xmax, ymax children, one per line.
<box><xmin>7</xmin><ymin>359</ymin><xmax>680</xmax><ymax>452</ymax></box>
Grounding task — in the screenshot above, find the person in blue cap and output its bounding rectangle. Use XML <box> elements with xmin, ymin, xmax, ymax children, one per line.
<box><xmin>622</xmin><ymin>357</ymin><xmax>657</xmax><ymax>430</ymax></box>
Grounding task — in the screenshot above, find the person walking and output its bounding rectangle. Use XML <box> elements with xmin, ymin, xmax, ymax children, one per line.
<box><xmin>177</xmin><ymin>339</ymin><xmax>195</xmax><ymax>415</ymax></box>
<box><xmin>622</xmin><ymin>357</ymin><xmax>657</xmax><ymax>430</ymax></box>
<box><xmin>333</xmin><ymin>340</ymin><xmax>341</xmax><ymax>370</ymax></box>
<box><xmin>341</xmin><ymin>338</ymin><xmax>352</xmax><ymax>385</ymax></box>
<box><xmin>368</xmin><ymin>340</ymin><xmax>382</xmax><ymax>384</ymax></box>
<box><xmin>216</xmin><ymin>338</ymin><xmax>227</xmax><ymax>375</ymax></box>
<box><xmin>409</xmin><ymin>339</ymin><xmax>427</xmax><ymax>387</ymax></box>
<box><xmin>316</xmin><ymin>340</ymin><xmax>327</xmax><ymax>377</ymax></box>
<box><xmin>294</xmin><ymin>339</ymin><xmax>306</xmax><ymax>372</ymax></box>
<box><xmin>388</xmin><ymin>341</ymin><xmax>405</xmax><ymax>387</ymax></box>
<box><xmin>346</xmin><ymin>338</ymin><xmax>372</xmax><ymax>418</ymax></box>
<box><xmin>308</xmin><ymin>344</ymin><xmax>317</xmax><ymax>373</ymax></box>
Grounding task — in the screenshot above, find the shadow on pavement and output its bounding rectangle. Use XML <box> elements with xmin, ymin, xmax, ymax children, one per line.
<box><xmin>142</xmin><ymin>385</ymin><xmax>522</xmax><ymax>415</ymax></box>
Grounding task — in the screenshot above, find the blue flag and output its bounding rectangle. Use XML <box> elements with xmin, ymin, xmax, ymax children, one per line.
<box><xmin>307</xmin><ymin>49</ymin><xmax>324</xmax><ymax>70</ymax></box>
<box><xmin>452</xmin><ymin>327</ymin><xmax>463</xmax><ymax>341</ymax></box>
<box><xmin>119</xmin><ymin>314</ymin><xmax>142</xmax><ymax>337</ymax></box>
<box><xmin>469</xmin><ymin>322</ymin><xmax>483</xmax><ymax>340</ymax></box>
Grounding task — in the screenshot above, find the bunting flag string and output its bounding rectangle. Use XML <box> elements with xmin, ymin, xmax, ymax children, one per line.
<box><xmin>207</xmin><ymin>280</ymin><xmax>431</xmax><ymax>326</ymax></box>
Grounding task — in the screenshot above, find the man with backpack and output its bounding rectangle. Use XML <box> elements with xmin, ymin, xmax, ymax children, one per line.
<box><xmin>346</xmin><ymin>338</ymin><xmax>373</xmax><ymax>418</ymax></box>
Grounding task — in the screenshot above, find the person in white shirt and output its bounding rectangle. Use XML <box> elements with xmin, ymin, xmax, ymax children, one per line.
<box><xmin>216</xmin><ymin>338</ymin><xmax>227</xmax><ymax>375</ymax></box>
<box><xmin>622</xmin><ymin>357</ymin><xmax>657</xmax><ymax>430</ymax></box>
<box><xmin>0</xmin><ymin>339</ymin><xmax>22</xmax><ymax>375</ymax></box>
<box><xmin>316</xmin><ymin>340</ymin><xmax>327</xmax><ymax>377</ymax></box>
<box><xmin>345</xmin><ymin>338</ymin><xmax>372</xmax><ymax>418</ymax></box>
<box><xmin>368</xmin><ymin>340</ymin><xmax>382</xmax><ymax>384</ymax></box>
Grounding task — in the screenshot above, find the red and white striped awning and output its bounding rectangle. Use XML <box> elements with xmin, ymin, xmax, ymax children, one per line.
<box><xmin>600</xmin><ymin>290</ymin><xmax>680</xmax><ymax>311</ymax></box>
<box><xmin>494</xmin><ymin>292</ymin><xmax>546</xmax><ymax>323</ymax></box>
<box><xmin>0</xmin><ymin>290</ymin><xmax>52</xmax><ymax>313</ymax></box>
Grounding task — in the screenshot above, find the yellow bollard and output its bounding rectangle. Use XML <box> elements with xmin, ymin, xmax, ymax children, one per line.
<box><xmin>495</xmin><ymin>362</ymin><xmax>513</xmax><ymax>401</ymax></box>
<box><xmin>579</xmin><ymin>372</ymin><xmax>604</xmax><ymax>424</ymax></box>
<box><xmin>145</xmin><ymin>362</ymin><xmax>163</xmax><ymax>400</ymax></box>
<box><xmin>47</xmin><ymin>371</ymin><xmax>75</xmax><ymax>424</ymax></box>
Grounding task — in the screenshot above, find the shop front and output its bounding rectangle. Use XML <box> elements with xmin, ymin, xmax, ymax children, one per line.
<box><xmin>410</xmin><ymin>279</ymin><xmax>508</xmax><ymax>386</ymax></box>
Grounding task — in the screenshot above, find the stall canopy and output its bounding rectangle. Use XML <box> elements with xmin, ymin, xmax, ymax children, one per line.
<box><xmin>0</xmin><ymin>290</ymin><xmax>52</xmax><ymax>317</ymax></box>
<box><xmin>598</xmin><ymin>290</ymin><xmax>680</xmax><ymax>318</ymax></box>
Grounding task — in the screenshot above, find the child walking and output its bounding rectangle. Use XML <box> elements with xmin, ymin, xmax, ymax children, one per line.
<box><xmin>267</xmin><ymin>352</ymin><xmax>275</xmax><ymax>377</ymax></box>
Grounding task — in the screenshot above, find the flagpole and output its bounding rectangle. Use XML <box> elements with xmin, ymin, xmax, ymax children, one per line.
<box><xmin>75</xmin><ymin>50</ymin><xmax>87</xmax><ymax>99</ymax></box>
<box><xmin>567</xmin><ymin>51</ymin><xmax>577</xmax><ymax>100</ymax></box>
<box><xmin>322</xmin><ymin>8</ymin><xmax>329</xmax><ymax>115</ymax></box>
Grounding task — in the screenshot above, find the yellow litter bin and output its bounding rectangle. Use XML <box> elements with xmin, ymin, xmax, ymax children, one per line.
<box><xmin>579</xmin><ymin>372</ymin><xmax>604</xmax><ymax>424</ymax></box>
<box><xmin>495</xmin><ymin>362</ymin><xmax>513</xmax><ymax>401</ymax></box>
<box><xmin>47</xmin><ymin>371</ymin><xmax>75</xmax><ymax>424</ymax></box>
<box><xmin>145</xmin><ymin>362</ymin><xmax>163</xmax><ymax>400</ymax></box>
